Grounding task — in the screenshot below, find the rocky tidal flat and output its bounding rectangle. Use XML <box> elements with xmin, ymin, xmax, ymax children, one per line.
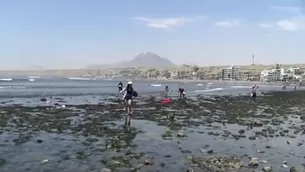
<box><xmin>1</xmin><ymin>91</ymin><xmax>305</xmax><ymax>172</ymax></box>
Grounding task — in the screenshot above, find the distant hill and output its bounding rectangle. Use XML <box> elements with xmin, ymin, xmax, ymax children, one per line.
<box><xmin>27</xmin><ymin>65</ymin><xmax>45</xmax><ymax>70</ymax></box>
<box><xmin>87</xmin><ymin>52</ymin><xmax>175</xmax><ymax>69</ymax></box>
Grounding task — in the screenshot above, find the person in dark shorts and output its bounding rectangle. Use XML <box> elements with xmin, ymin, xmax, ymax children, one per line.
<box><xmin>117</xmin><ymin>81</ymin><xmax>138</xmax><ymax>126</ymax></box>
<box><xmin>117</xmin><ymin>81</ymin><xmax>137</xmax><ymax>114</ymax></box>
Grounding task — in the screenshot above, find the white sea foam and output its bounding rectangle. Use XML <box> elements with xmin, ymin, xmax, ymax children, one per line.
<box><xmin>0</xmin><ymin>78</ymin><xmax>12</xmax><ymax>81</ymax></box>
<box><xmin>67</xmin><ymin>77</ymin><xmax>96</xmax><ymax>81</ymax></box>
<box><xmin>150</xmin><ymin>84</ymin><xmax>162</xmax><ymax>87</ymax></box>
<box><xmin>194</xmin><ymin>87</ymin><xmax>224</xmax><ymax>92</ymax></box>
<box><xmin>28</xmin><ymin>76</ymin><xmax>41</xmax><ymax>79</ymax></box>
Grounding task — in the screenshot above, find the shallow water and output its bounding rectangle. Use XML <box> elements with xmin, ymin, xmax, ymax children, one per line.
<box><xmin>1</xmin><ymin>77</ymin><xmax>305</xmax><ymax>171</ymax></box>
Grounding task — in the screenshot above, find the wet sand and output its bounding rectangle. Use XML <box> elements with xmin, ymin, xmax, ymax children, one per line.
<box><xmin>1</xmin><ymin>91</ymin><xmax>305</xmax><ymax>172</ymax></box>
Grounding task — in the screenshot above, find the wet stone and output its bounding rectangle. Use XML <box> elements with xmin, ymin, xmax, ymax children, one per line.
<box><xmin>36</xmin><ymin>139</ymin><xmax>43</xmax><ymax>143</ymax></box>
<box><xmin>238</xmin><ymin>129</ymin><xmax>245</xmax><ymax>134</ymax></box>
<box><xmin>101</xmin><ymin>168</ymin><xmax>112</xmax><ymax>172</ymax></box>
<box><xmin>207</xmin><ymin>149</ymin><xmax>213</xmax><ymax>154</ymax></box>
<box><xmin>177</xmin><ymin>132</ymin><xmax>186</xmax><ymax>137</ymax></box>
<box><xmin>249</xmin><ymin>136</ymin><xmax>256</xmax><ymax>140</ymax></box>
<box><xmin>262</xmin><ymin>166</ymin><xmax>272</xmax><ymax>172</ymax></box>
<box><xmin>249</xmin><ymin>158</ymin><xmax>259</xmax><ymax>168</ymax></box>
<box><xmin>40</xmin><ymin>98</ymin><xmax>47</xmax><ymax>102</ymax></box>
<box><xmin>144</xmin><ymin>159</ymin><xmax>154</xmax><ymax>166</ymax></box>
<box><xmin>181</xmin><ymin>150</ymin><xmax>192</xmax><ymax>154</ymax></box>
<box><xmin>0</xmin><ymin>158</ymin><xmax>6</xmax><ymax>167</ymax></box>
<box><xmin>290</xmin><ymin>167</ymin><xmax>305</xmax><ymax>172</ymax></box>
<box><xmin>191</xmin><ymin>156</ymin><xmax>244</xmax><ymax>171</ymax></box>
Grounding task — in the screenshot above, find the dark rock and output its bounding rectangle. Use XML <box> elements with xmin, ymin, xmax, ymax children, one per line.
<box><xmin>0</xmin><ymin>158</ymin><xmax>6</xmax><ymax>167</ymax></box>
<box><xmin>144</xmin><ymin>159</ymin><xmax>154</xmax><ymax>165</ymax></box>
<box><xmin>239</xmin><ymin>129</ymin><xmax>245</xmax><ymax>134</ymax></box>
<box><xmin>249</xmin><ymin>136</ymin><xmax>256</xmax><ymax>140</ymax></box>
<box><xmin>207</xmin><ymin>149</ymin><xmax>213</xmax><ymax>154</ymax></box>
<box><xmin>36</xmin><ymin>139</ymin><xmax>43</xmax><ymax>143</ymax></box>
<box><xmin>187</xmin><ymin>168</ymin><xmax>194</xmax><ymax>172</ymax></box>
<box><xmin>253</xmin><ymin>122</ymin><xmax>263</xmax><ymax>127</ymax></box>
<box><xmin>181</xmin><ymin>150</ymin><xmax>192</xmax><ymax>154</ymax></box>
<box><xmin>40</xmin><ymin>98</ymin><xmax>47</xmax><ymax>102</ymax></box>
<box><xmin>290</xmin><ymin>166</ymin><xmax>305</xmax><ymax>172</ymax></box>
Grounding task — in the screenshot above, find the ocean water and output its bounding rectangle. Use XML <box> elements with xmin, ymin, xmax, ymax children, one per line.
<box><xmin>0</xmin><ymin>75</ymin><xmax>299</xmax><ymax>102</ymax></box>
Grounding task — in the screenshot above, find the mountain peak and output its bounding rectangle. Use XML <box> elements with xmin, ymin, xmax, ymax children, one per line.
<box><xmin>133</xmin><ymin>52</ymin><xmax>163</xmax><ymax>60</ymax></box>
<box><xmin>87</xmin><ymin>52</ymin><xmax>175</xmax><ymax>69</ymax></box>
<box><xmin>130</xmin><ymin>52</ymin><xmax>174</xmax><ymax>67</ymax></box>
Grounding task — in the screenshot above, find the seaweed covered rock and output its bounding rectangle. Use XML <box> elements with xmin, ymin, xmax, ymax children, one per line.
<box><xmin>190</xmin><ymin>156</ymin><xmax>244</xmax><ymax>171</ymax></box>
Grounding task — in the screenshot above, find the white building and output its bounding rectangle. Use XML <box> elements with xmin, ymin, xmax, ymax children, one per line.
<box><xmin>287</xmin><ymin>67</ymin><xmax>300</xmax><ymax>75</ymax></box>
<box><xmin>260</xmin><ymin>69</ymin><xmax>281</xmax><ymax>81</ymax></box>
<box><xmin>222</xmin><ymin>65</ymin><xmax>240</xmax><ymax>80</ymax></box>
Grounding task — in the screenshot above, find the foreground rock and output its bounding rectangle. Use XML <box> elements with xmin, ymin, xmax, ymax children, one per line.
<box><xmin>0</xmin><ymin>90</ymin><xmax>305</xmax><ymax>171</ymax></box>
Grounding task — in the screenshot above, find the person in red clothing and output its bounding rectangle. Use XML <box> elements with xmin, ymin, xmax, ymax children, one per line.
<box><xmin>178</xmin><ymin>87</ymin><xmax>185</xmax><ymax>99</ymax></box>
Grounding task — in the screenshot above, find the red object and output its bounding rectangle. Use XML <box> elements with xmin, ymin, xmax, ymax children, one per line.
<box><xmin>162</xmin><ymin>98</ymin><xmax>172</xmax><ymax>104</ymax></box>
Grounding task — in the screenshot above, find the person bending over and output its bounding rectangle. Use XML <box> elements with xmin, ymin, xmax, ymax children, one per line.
<box><xmin>178</xmin><ymin>87</ymin><xmax>185</xmax><ymax>99</ymax></box>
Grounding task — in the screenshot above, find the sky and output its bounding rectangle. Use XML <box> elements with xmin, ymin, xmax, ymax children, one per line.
<box><xmin>0</xmin><ymin>0</ymin><xmax>304</xmax><ymax>69</ymax></box>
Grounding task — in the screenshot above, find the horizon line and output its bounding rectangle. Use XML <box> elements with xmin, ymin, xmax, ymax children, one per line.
<box><xmin>1</xmin><ymin>63</ymin><xmax>304</xmax><ymax>71</ymax></box>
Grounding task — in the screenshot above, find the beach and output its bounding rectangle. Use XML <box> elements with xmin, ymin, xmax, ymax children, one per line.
<box><xmin>0</xmin><ymin>76</ymin><xmax>304</xmax><ymax>172</ymax></box>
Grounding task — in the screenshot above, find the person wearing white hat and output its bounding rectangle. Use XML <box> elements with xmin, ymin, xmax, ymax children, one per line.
<box><xmin>117</xmin><ymin>81</ymin><xmax>138</xmax><ymax>117</ymax></box>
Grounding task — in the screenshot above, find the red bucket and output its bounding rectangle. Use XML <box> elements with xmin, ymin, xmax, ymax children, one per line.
<box><xmin>162</xmin><ymin>98</ymin><xmax>172</xmax><ymax>104</ymax></box>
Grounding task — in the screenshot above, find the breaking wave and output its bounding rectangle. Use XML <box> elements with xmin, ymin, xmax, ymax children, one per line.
<box><xmin>194</xmin><ymin>88</ymin><xmax>224</xmax><ymax>92</ymax></box>
<box><xmin>66</xmin><ymin>77</ymin><xmax>97</xmax><ymax>81</ymax></box>
<box><xmin>150</xmin><ymin>84</ymin><xmax>162</xmax><ymax>87</ymax></box>
<box><xmin>0</xmin><ymin>78</ymin><xmax>12</xmax><ymax>81</ymax></box>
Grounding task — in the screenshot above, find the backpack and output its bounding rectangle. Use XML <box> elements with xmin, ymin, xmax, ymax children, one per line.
<box><xmin>132</xmin><ymin>91</ymin><xmax>138</xmax><ymax>97</ymax></box>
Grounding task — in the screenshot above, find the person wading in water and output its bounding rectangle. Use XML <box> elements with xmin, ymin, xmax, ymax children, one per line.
<box><xmin>251</xmin><ymin>85</ymin><xmax>257</xmax><ymax>98</ymax></box>
<box><xmin>165</xmin><ymin>85</ymin><xmax>169</xmax><ymax>98</ymax></box>
<box><xmin>117</xmin><ymin>81</ymin><xmax>137</xmax><ymax>126</ymax></box>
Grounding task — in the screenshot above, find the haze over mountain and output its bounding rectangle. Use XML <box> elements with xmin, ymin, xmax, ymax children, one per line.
<box><xmin>87</xmin><ymin>52</ymin><xmax>176</xmax><ymax>69</ymax></box>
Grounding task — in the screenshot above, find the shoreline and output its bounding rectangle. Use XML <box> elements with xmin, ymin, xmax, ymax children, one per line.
<box><xmin>132</xmin><ymin>78</ymin><xmax>285</xmax><ymax>85</ymax></box>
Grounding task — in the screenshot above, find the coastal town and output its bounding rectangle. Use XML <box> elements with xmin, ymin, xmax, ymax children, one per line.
<box><xmin>82</xmin><ymin>64</ymin><xmax>305</xmax><ymax>83</ymax></box>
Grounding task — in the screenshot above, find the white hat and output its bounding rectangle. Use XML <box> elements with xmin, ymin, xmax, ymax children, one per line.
<box><xmin>128</xmin><ymin>81</ymin><xmax>132</xmax><ymax>84</ymax></box>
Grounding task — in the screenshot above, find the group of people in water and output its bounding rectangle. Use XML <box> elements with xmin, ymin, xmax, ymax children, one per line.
<box><xmin>116</xmin><ymin>81</ymin><xmax>186</xmax><ymax>126</ymax></box>
<box><xmin>116</xmin><ymin>81</ymin><xmax>301</xmax><ymax>127</ymax></box>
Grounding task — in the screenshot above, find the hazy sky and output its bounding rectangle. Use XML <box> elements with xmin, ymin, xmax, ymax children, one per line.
<box><xmin>0</xmin><ymin>0</ymin><xmax>304</xmax><ymax>69</ymax></box>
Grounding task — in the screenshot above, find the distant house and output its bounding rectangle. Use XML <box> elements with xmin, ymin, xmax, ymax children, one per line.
<box><xmin>260</xmin><ymin>69</ymin><xmax>281</xmax><ymax>81</ymax></box>
<box><xmin>222</xmin><ymin>65</ymin><xmax>240</xmax><ymax>80</ymax></box>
